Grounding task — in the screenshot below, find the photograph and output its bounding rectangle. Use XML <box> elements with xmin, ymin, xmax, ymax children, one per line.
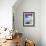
<box><xmin>23</xmin><ymin>12</ymin><xmax>35</xmax><ymax>27</ymax></box>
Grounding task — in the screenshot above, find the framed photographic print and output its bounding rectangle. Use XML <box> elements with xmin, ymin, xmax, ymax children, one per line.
<box><xmin>23</xmin><ymin>12</ymin><xmax>35</xmax><ymax>27</ymax></box>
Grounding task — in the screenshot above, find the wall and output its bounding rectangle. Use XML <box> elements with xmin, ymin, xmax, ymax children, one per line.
<box><xmin>13</xmin><ymin>0</ymin><xmax>41</xmax><ymax>46</ymax></box>
<box><xmin>0</xmin><ymin>0</ymin><xmax>17</xmax><ymax>30</ymax></box>
<box><xmin>41</xmin><ymin>0</ymin><xmax>46</xmax><ymax>46</ymax></box>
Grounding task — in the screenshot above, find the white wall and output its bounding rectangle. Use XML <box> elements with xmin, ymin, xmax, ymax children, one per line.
<box><xmin>0</xmin><ymin>0</ymin><xmax>17</xmax><ymax>29</ymax></box>
<box><xmin>41</xmin><ymin>0</ymin><xmax>46</xmax><ymax>46</ymax></box>
<box><xmin>13</xmin><ymin>0</ymin><xmax>41</xmax><ymax>46</ymax></box>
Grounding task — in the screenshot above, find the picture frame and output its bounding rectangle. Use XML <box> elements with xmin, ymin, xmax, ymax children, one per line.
<box><xmin>23</xmin><ymin>12</ymin><xmax>35</xmax><ymax>27</ymax></box>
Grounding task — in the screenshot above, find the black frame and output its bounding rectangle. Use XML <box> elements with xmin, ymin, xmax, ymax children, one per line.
<box><xmin>23</xmin><ymin>12</ymin><xmax>35</xmax><ymax>27</ymax></box>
